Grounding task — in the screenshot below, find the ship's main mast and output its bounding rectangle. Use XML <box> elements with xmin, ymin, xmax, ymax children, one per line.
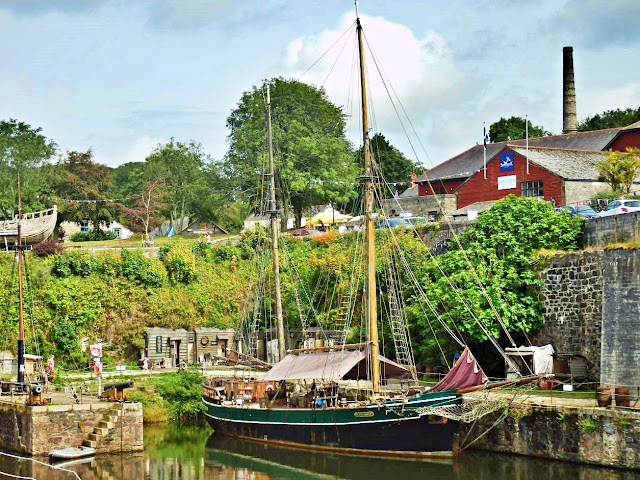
<box><xmin>266</xmin><ymin>85</ymin><xmax>286</xmax><ymax>362</ymax></box>
<box><xmin>356</xmin><ymin>13</ymin><xmax>381</xmax><ymax>396</ymax></box>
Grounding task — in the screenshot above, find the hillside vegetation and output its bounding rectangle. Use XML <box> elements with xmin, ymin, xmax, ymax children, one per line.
<box><xmin>0</xmin><ymin>196</ymin><xmax>584</xmax><ymax>370</ymax></box>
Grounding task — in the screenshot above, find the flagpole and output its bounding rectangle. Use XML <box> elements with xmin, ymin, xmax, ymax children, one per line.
<box><xmin>525</xmin><ymin>115</ymin><xmax>529</xmax><ymax>175</ymax></box>
<box><xmin>483</xmin><ymin>122</ymin><xmax>487</xmax><ymax>180</ymax></box>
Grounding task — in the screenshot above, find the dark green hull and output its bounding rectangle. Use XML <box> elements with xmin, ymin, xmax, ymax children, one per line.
<box><xmin>203</xmin><ymin>391</ymin><xmax>459</xmax><ymax>457</ymax></box>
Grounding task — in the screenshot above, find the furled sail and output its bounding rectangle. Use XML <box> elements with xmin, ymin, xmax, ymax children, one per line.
<box><xmin>429</xmin><ymin>347</ymin><xmax>488</xmax><ymax>392</ymax></box>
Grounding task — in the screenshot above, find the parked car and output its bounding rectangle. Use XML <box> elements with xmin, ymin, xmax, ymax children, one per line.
<box><xmin>555</xmin><ymin>205</ymin><xmax>598</xmax><ymax>219</ymax></box>
<box><xmin>376</xmin><ymin>218</ymin><xmax>411</xmax><ymax>229</ymax></box>
<box><xmin>597</xmin><ymin>199</ymin><xmax>640</xmax><ymax>217</ymax></box>
<box><xmin>290</xmin><ymin>228</ymin><xmax>321</xmax><ymax>236</ymax></box>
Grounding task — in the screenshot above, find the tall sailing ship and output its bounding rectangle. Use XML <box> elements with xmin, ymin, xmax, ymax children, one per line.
<box><xmin>201</xmin><ymin>6</ymin><xmax>515</xmax><ymax>457</ymax></box>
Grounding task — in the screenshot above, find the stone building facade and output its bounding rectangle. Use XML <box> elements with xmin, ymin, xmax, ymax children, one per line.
<box><xmin>536</xmin><ymin>248</ymin><xmax>640</xmax><ymax>390</ymax></box>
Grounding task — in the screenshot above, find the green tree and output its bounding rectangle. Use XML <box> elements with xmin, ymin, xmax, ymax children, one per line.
<box><xmin>54</xmin><ymin>150</ymin><xmax>117</xmax><ymax>232</ymax></box>
<box><xmin>222</xmin><ymin>77</ymin><xmax>357</xmax><ymax>228</ymax></box>
<box><xmin>578</xmin><ymin>106</ymin><xmax>640</xmax><ymax>131</ymax></box>
<box><xmin>0</xmin><ymin>119</ymin><xmax>57</xmax><ymax>218</ymax></box>
<box><xmin>368</xmin><ymin>133</ymin><xmax>418</xmax><ymax>192</ymax></box>
<box><xmin>145</xmin><ymin>139</ymin><xmax>207</xmax><ymax>228</ymax></box>
<box><xmin>418</xmin><ymin>195</ymin><xmax>583</xmax><ymax>344</ymax></box>
<box><xmin>488</xmin><ymin>116</ymin><xmax>551</xmax><ymax>142</ymax></box>
<box><xmin>597</xmin><ymin>148</ymin><xmax>640</xmax><ymax>194</ymax></box>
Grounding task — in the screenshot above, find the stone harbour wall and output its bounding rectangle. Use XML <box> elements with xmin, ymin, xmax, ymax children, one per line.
<box><xmin>460</xmin><ymin>405</ymin><xmax>640</xmax><ymax>470</ymax></box>
<box><xmin>536</xmin><ymin>248</ymin><xmax>640</xmax><ymax>387</ymax></box>
<box><xmin>600</xmin><ymin>249</ymin><xmax>640</xmax><ymax>392</ymax></box>
<box><xmin>0</xmin><ymin>400</ymin><xmax>143</xmax><ymax>456</ymax></box>
<box><xmin>535</xmin><ymin>251</ymin><xmax>603</xmax><ymax>379</ymax></box>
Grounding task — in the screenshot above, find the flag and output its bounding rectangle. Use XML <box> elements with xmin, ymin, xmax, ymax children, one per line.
<box><xmin>484</xmin><ymin>127</ymin><xmax>489</xmax><ymax>151</ymax></box>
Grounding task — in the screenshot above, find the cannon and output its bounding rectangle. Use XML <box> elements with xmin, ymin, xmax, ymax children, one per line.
<box><xmin>28</xmin><ymin>384</ymin><xmax>48</xmax><ymax>406</ymax></box>
<box><xmin>100</xmin><ymin>381</ymin><xmax>134</xmax><ymax>402</ymax></box>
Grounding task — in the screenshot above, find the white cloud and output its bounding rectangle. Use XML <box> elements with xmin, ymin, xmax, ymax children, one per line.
<box><xmin>277</xmin><ymin>13</ymin><xmax>467</xmax><ymax>156</ymax></box>
<box><xmin>579</xmin><ymin>83</ymin><xmax>640</xmax><ymax>120</ymax></box>
<box><xmin>93</xmin><ymin>135</ymin><xmax>165</xmax><ymax>168</ymax></box>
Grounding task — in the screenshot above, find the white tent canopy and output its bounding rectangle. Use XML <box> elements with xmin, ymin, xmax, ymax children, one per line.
<box><xmin>308</xmin><ymin>207</ymin><xmax>353</xmax><ymax>227</ymax></box>
<box><xmin>261</xmin><ymin>350</ymin><xmax>409</xmax><ymax>382</ymax></box>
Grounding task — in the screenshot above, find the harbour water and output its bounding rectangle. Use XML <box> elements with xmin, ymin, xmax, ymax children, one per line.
<box><xmin>0</xmin><ymin>423</ymin><xmax>636</xmax><ymax>479</ymax></box>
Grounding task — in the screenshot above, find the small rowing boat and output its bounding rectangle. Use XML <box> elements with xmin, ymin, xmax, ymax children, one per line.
<box><xmin>49</xmin><ymin>446</ymin><xmax>95</xmax><ymax>461</ymax></box>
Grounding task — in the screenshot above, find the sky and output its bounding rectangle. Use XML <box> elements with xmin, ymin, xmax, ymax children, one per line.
<box><xmin>1</xmin><ymin>0</ymin><xmax>639</xmax><ymax>174</ymax></box>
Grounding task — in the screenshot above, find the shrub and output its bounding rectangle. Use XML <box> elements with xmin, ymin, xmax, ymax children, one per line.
<box><xmin>210</xmin><ymin>243</ymin><xmax>240</xmax><ymax>262</ymax></box>
<box><xmin>70</xmin><ymin>230</ymin><xmax>117</xmax><ymax>242</ymax></box>
<box><xmin>578</xmin><ymin>417</ymin><xmax>598</xmax><ymax>434</ymax></box>
<box><xmin>31</xmin><ymin>238</ymin><xmax>63</xmax><ymax>257</ymax></box>
<box><xmin>162</xmin><ymin>245</ymin><xmax>197</xmax><ymax>284</ymax></box>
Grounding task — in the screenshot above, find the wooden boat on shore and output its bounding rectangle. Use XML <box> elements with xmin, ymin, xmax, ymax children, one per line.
<box><xmin>0</xmin><ymin>205</ymin><xmax>57</xmax><ymax>245</ymax></box>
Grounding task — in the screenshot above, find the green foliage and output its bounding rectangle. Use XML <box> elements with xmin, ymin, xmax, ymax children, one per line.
<box><xmin>162</xmin><ymin>245</ymin><xmax>197</xmax><ymax>284</ymax></box>
<box><xmin>145</xmin><ymin>139</ymin><xmax>207</xmax><ymax>226</ymax></box>
<box><xmin>209</xmin><ymin>243</ymin><xmax>241</xmax><ymax>262</ymax></box>
<box><xmin>51</xmin><ymin>252</ymin><xmax>99</xmax><ymax>277</ymax></box>
<box><xmin>367</xmin><ymin>133</ymin><xmax>419</xmax><ymax>189</ymax></box>
<box><xmin>578</xmin><ymin>106</ymin><xmax>640</xmax><ymax>131</ymax></box>
<box><xmin>489</xmin><ymin>116</ymin><xmax>551</xmax><ymax>142</ymax></box>
<box><xmin>0</xmin><ymin>119</ymin><xmax>57</xmax><ymax>217</ymax></box>
<box><xmin>222</xmin><ymin>77</ymin><xmax>357</xmax><ymax>227</ymax></box>
<box><xmin>70</xmin><ymin>230</ymin><xmax>118</xmax><ymax>242</ymax></box>
<box><xmin>192</xmin><ymin>240</ymin><xmax>212</xmax><ymax>257</ymax></box>
<box><xmin>50</xmin><ymin>317</ymin><xmax>78</xmax><ymax>352</ymax></box>
<box><xmin>597</xmin><ymin>148</ymin><xmax>640</xmax><ymax>194</ymax></box>
<box><xmin>577</xmin><ymin>417</ymin><xmax>598</xmax><ymax>434</ymax></box>
<box><xmin>418</xmin><ymin>196</ymin><xmax>583</xmax><ymax>342</ymax></box>
<box><xmin>117</xmin><ymin>249</ymin><xmax>166</xmax><ymax>288</ymax></box>
<box><xmin>154</xmin><ymin>370</ymin><xmax>205</xmax><ymax>422</ymax></box>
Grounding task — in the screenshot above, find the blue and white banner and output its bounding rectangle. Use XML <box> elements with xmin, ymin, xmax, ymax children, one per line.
<box><xmin>499</xmin><ymin>152</ymin><xmax>514</xmax><ymax>172</ymax></box>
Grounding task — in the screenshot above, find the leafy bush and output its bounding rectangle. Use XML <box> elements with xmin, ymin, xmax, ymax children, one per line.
<box><xmin>210</xmin><ymin>243</ymin><xmax>240</xmax><ymax>262</ymax></box>
<box><xmin>162</xmin><ymin>245</ymin><xmax>197</xmax><ymax>284</ymax></box>
<box><xmin>118</xmin><ymin>249</ymin><xmax>166</xmax><ymax>287</ymax></box>
<box><xmin>154</xmin><ymin>370</ymin><xmax>204</xmax><ymax>421</ymax></box>
<box><xmin>70</xmin><ymin>230</ymin><xmax>117</xmax><ymax>242</ymax></box>
<box><xmin>192</xmin><ymin>241</ymin><xmax>212</xmax><ymax>257</ymax></box>
<box><xmin>51</xmin><ymin>252</ymin><xmax>99</xmax><ymax>277</ymax></box>
<box><xmin>31</xmin><ymin>238</ymin><xmax>63</xmax><ymax>257</ymax></box>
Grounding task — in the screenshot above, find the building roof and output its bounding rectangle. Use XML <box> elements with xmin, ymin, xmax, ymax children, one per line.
<box><xmin>508</xmin><ymin>145</ymin><xmax>607</xmax><ymax>180</ymax></box>
<box><xmin>399</xmin><ymin>184</ymin><xmax>418</xmax><ymax>198</ymax></box>
<box><xmin>418</xmin><ymin>125</ymin><xmax>630</xmax><ymax>182</ymax></box>
<box><xmin>447</xmin><ymin>200</ymin><xmax>498</xmax><ymax>218</ymax></box>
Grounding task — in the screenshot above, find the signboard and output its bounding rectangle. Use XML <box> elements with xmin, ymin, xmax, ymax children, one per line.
<box><xmin>500</xmin><ymin>152</ymin><xmax>515</xmax><ymax>172</ymax></box>
<box><xmin>498</xmin><ymin>175</ymin><xmax>517</xmax><ymax>190</ymax></box>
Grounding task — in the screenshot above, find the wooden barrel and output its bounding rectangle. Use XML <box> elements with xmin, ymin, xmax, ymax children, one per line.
<box><xmin>615</xmin><ymin>387</ymin><xmax>630</xmax><ymax>407</ymax></box>
<box><xmin>596</xmin><ymin>386</ymin><xmax>611</xmax><ymax>407</ymax></box>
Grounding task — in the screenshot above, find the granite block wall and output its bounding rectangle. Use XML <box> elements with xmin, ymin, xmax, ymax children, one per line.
<box><xmin>535</xmin><ymin>251</ymin><xmax>603</xmax><ymax>379</ymax></box>
<box><xmin>461</xmin><ymin>405</ymin><xmax>640</xmax><ymax>470</ymax></box>
<box><xmin>600</xmin><ymin>249</ymin><xmax>640</xmax><ymax>393</ymax></box>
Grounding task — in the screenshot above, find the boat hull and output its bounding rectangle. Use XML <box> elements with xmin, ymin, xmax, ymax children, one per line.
<box><xmin>203</xmin><ymin>393</ymin><xmax>459</xmax><ymax>457</ymax></box>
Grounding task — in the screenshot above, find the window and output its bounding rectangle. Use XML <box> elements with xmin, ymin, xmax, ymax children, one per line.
<box><xmin>113</xmin><ymin>228</ymin><xmax>121</xmax><ymax>239</ymax></box>
<box><xmin>156</xmin><ymin>336</ymin><xmax>163</xmax><ymax>353</ymax></box>
<box><xmin>80</xmin><ymin>221</ymin><xmax>90</xmax><ymax>233</ymax></box>
<box><xmin>521</xmin><ymin>180</ymin><xmax>543</xmax><ymax>197</ymax></box>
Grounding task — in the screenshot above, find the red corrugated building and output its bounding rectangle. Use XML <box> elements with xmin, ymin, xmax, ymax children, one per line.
<box><xmin>416</xmin><ymin>122</ymin><xmax>640</xmax><ymax>209</ymax></box>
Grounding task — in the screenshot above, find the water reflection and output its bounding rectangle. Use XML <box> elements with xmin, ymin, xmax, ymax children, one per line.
<box><xmin>0</xmin><ymin>424</ymin><xmax>636</xmax><ymax>479</ymax></box>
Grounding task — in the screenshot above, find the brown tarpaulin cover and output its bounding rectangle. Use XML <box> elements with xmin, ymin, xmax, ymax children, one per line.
<box><xmin>261</xmin><ymin>350</ymin><xmax>409</xmax><ymax>382</ymax></box>
<box><xmin>429</xmin><ymin>347</ymin><xmax>488</xmax><ymax>392</ymax></box>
